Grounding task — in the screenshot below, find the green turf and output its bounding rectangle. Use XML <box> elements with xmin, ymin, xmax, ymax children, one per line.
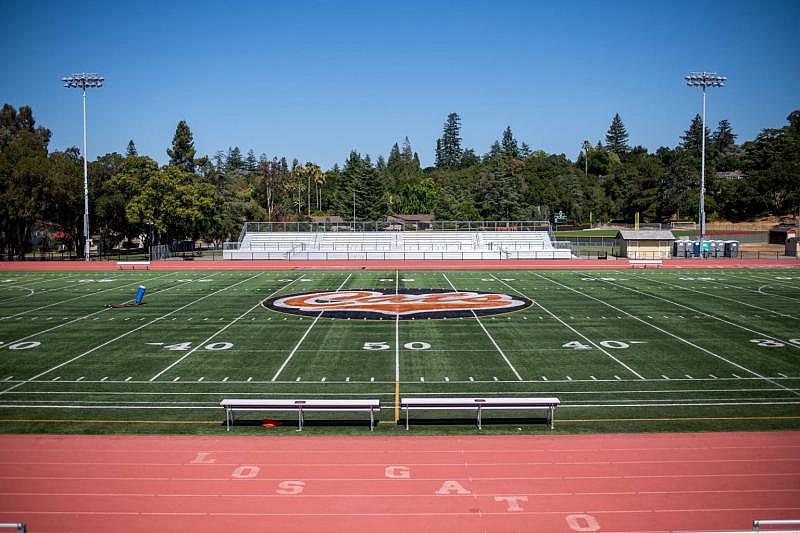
<box><xmin>0</xmin><ymin>268</ymin><xmax>798</xmax><ymax>435</ymax></box>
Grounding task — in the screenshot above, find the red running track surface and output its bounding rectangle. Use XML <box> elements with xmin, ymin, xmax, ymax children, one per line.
<box><xmin>0</xmin><ymin>258</ymin><xmax>798</xmax><ymax>271</ymax></box>
<box><xmin>0</xmin><ymin>432</ymin><xmax>798</xmax><ymax>533</ymax></box>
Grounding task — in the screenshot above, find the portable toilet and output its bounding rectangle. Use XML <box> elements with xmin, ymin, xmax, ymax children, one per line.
<box><xmin>724</xmin><ymin>240</ymin><xmax>739</xmax><ymax>258</ymax></box>
<box><xmin>786</xmin><ymin>237</ymin><xmax>798</xmax><ymax>257</ymax></box>
<box><xmin>674</xmin><ymin>241</ymin><xmax>684</xmax><ymax>257</ymax></box>
<box><xmin>692</xmin><ymin>241</ymin><xmax>701</xmax><ymax>257</ymax></box>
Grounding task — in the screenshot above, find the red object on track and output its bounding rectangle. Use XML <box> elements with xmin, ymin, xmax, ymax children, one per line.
<box><xmin>0</xmin><ymin>432</ymin><xmax>798</xmax><ymax>533</ymax></box>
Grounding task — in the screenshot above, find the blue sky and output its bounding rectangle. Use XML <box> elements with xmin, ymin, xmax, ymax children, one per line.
<box><xmin>2</xmin><ymin>0</ymin><xmax>798</xmax><ymax>169</ymax></box>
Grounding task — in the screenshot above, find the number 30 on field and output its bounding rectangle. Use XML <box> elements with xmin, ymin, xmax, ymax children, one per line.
<box><xmin>750</xmin><ymin>338</ymin><xmax>800</xmax><ymax>347</ymax></box>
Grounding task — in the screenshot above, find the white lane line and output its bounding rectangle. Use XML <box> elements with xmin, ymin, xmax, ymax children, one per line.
<box><xmin>0</xmin><ymin>273</ymin><xmax>176</xmax><ymax>321</ymax></box>
<box><xmin>271</xmin><ymin>274</ymin><xmax>351</xmax><ymax>382</ymax></box>
<box><xmin>0</xmin><ymin>273</ymin><xmax>257</xmax><ymax>395</ymax></box>
<box><xmin>150</xmin><ymin>273</ymin><xmax>295</xmax><ymax>381</ymax></box>
<box><xmin>638</xmin><ymin>275</ymin><xmax>800</xmax><ymax>319</ymax></box>
<box><xmin>601</xmin><ymin>276</ymin><xmax>800</xmax><ymax>350</ymax></box>
<box><xmin>493</xmin><ymin>275</ymin><xmax>645</xmax><ymax>380</ymax></box>
<box><xmin>542</xmin><ymin>272</ymin><xmax>799</xmax><ymax>397</ymax></box>
<box><xmin>443</xmin><ymin>273</ymin><xmax>522</xmax><ymax>381</ymax></box>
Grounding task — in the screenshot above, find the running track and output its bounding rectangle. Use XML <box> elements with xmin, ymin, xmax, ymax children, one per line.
<box><xmin>0</xmin><ymin>432</ymin><xmax>798</xmax><ymax>533</ymax></box>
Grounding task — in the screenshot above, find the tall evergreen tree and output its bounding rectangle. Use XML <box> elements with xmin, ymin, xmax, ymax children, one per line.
<box><xmin>167</xmin><ymin>120</ymin><xmax>196</xmax><ymax>173</ymax></box>
<box><xmin>126</xmin><ymin>140</ymin><xmax>138</xmax><ymax>157</ymax></box>
<box><xmin>712</xmin><ymin>119</ymin><xmax>737</xmax><ymax>152</ymax></box>
<box><xmin>435</xmin><ymin>113</ymin><xmax>463</xmax><ymax>169</ymax></box>
<box><xmin>605</xmin><ymin>113</ymin><xmax>630</xmax><ymax>155</ymax></box>
<box><xmin>500</xmin><ymin>126</ymin><xmax>520</xmax><ymax>159</ymax></box>
<box><xmin>680</xmin><ymin>114</ymin><xmax>710</xmax><ymax>151</ymax></box>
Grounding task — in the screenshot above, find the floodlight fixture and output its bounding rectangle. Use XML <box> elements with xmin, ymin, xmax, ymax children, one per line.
<box><xmin>62</xmin><ymin>73</ymin><xmax>104</xmax><ymax>261</ymax></box>
<box><xmin>685</xmin><ymin>71</ymin><xmax>726</xmax><ymax>244</ymax></box>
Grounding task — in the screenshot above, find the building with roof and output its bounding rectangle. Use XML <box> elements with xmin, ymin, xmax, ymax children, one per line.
<box><xmin>616</xmin><ymin>230</ymin><xmax>675</xmax><ymax>259</ymax></box>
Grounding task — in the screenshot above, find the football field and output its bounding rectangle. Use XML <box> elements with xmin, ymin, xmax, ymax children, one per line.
<box><xmin>0</xmin><ymin>268</ymin><xmax>799</xmax><ymax>434</ymax></box>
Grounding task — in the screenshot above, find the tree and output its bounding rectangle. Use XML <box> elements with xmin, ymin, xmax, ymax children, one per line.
<box><xmin>435</xmin><ymin>113</ymin><xmax>463</xmax><ymax>169</ymax></box>
<box><xmin>605</xmin><ymin>114</ymin><xmax>630</xmax><ymax>155</ymax></box>
<box><xmin>166</xmin><ymin>120</ymin><xmax>196</xmax><ymax>173</ymax></box>
<box><xmin>500</xmin><ymin>126</ymin><xmax>521</xmax><ymax>159</ymax></box>
<box><xmin>680</xmin><ymin>114</ymin><xmax>709</xmax><ymax>152</ymax></box>
<box><xmin>712</xmin><ymin>119</ymin><xmax>737</xmax><ymax>152</ymax></box>
<box><xmin>126</xmin><ymin>140</ymin><xmax>138</xmax><ymax>157</ymax></box>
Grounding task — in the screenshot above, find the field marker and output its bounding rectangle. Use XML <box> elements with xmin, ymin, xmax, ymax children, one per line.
<box><xmin>732</xmin><ymin>373</ymin><xmax>741</xmax><ymax>379</ymax></box>
<box><xmin>444</xmin><ymin>376</ymin><xmax>449</xmax><ymax>382</ymax></box>
<box><xmin>709</xmin><ymin>374</ymin><xmax>717</xmax><ymax>379</ymax></box>
<box><xmin>223</xmin><ymin>377</ymin><xmax>229</xmax><ymax>382</ymax></box>
<box><xmin>99</xmin><ymin>376</ymin><xmax>108</xmax><ymax>382</ymax></box>
<box><xmin>198</xmin><ymin>377</ymin><xmax>204</xmax><ymax>382</ymax></box>
<box><xmin>541</xmin><ymin>376</ymin><xmax>548</xmax><ymax>381</ymax></box>
<box><xmin>321</xmin><ymin>377</ymin><xmax>326</xmax><ymax>382</ymax></box>
<box><xmin>370</xmin><ymin>377</ymin><xmax>375</xmax><ymax>382</ymax></box>
<box><xmin>614</xmin><ymin>375</ymin><xmax>621</xmax><ymax>380</ymax></box>
<box><xmin>247</xmin><ymin>377</ymin><xmax>252</xmax><ymax>382</ymax></box>
<box><xmin>590</xmin><ymin>376</ymin><xmax>597</xmax><ymax>380</ymax></box>
<box><xmin>566</xmin><ymin>376</ymin><xmax>572</xmax><ymax>381</ymax></box>
<box><xmin>686</xmin><ymin>374</ymin><xmax>694</xmax><ymax>379</ymax></box>
<box><xmin>295</xmin><ymin>377</ymin><xmax>301</xmax><ymax>382</ymax></box>
<box><xmin>469</xmin><ymin>376</ymin><xmax>474</xmax><ymax>382</ymax></box>
<box><xmin>172</xmin><ymin>377</ymin><xmax>180</xmax><ymax>382</ymax></box>
<box><xmin>270</xmin><ymin>274</ymin><xmax>351</xmax><ymax>382</ymax></box>
<box><xmin>493</xmin><ymin>376</ymin><xmax>498</xmax><ymax>381</ymax></box>
<box><xmin>152</xmin><ymin>273</ymin><xmax>296</xmax><ymax>381</ymax></box>
<box><xmin>345</xmin><ymin>377</ymin><xmax>350</xmax><ymax>382</ymax></box>
<box><xmin>51</xmin><ymin>377</ymin><xmax>60</xmax><ymax>381</ymax></box>
<box><xmin>779</xmin><ymin>373</ymin><xmax>788</xmax><ymax>378</ymax></box>
<box><xmin>3</xmin><ymin>377</ymin><xmax>11</xmax><ymax>381</ymax></box>
<box><xmin>662</xmin><ymin>375</ymin><xmax>670</xmax><ymax>379</ymax></box>
<box><xmin>443</xmin><ymin>273</ymin><xmax>523</xmax><ymax>381</ymax></box>
<box><xmin>76</xmin><ymin>376</ymin><xmax>84</xmax><ymax>382</ymax></box>
<box><xmin>495</xmin><ymin>275</ymin><xmax>645</xmax><ymax>380</ymax></box>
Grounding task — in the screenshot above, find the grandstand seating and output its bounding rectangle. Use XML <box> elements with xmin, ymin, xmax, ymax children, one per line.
<box><xmin>224</xmin><ymin>230</ymin><xmax>572</xmax><ymax>260</ymax></box>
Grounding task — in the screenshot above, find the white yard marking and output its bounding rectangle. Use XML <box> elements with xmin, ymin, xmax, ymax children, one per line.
<box><xmin>542</xmin><ymin>272</ymin><xmax>800</xmax><ymax>397</ymax></box>
<box><xmin>0</xmin><ymin>275</ymin><xmax>202</xmax><ymax>355</ymax></box>
<box><xmin>76</xmin><ymin>377</ymin><xmax>85</xmax><ymax>382</ymax></box>
<box><xmin>151</xmin><ymin>273</ymin><xmax>291</xmax><ymax>381</ymax></box>
<box><xmin>494</xmin><ymin>275</ymin><xmax>645</xmax><ymax>380</ymax></box>
<box><xmin>662</xmin><ymin>375</ymin><xmax>670</xmax><ymax>379</ymax></box>
<box><xmin>443</xmin><ymin>273</ymin><xmax>523</xmax><ymax>381</ymax></box>
<box><xmin>223</xmin><ymin>377</ymin><xmax>229</xmax><ymax>382</ymax></box>
<box><xmin>639</xmin><ymin>275</ymin><xmax>800</xmax><ymax>319</ymax></box>
<box><xmin>600</xmin><ymin>276</ymin><xmax>800</xmax><ymax>350</ymax></box>
<box><xmin>0</xmin><ymin>272</ymin><xmax>176</xmax><ymax>321</ymax></box>
<box><xmin>172</xmin><ymin>377</ymin><xmax>180</xmax><ymax>382</ymax></box>
<box><xmin>444</xmin><ymin>376</ymin><xmax>450</xmax><ymax>382</ymax></box>
<box><xmin>395</xmin><ymin>269</ymin><xmax>400</xmax><ymax>383</ymax></box>
<box><xmin>0</xmin><ymin>273</ymin><xmax>252</xmax><ymax>395</ymax></box>
<box><xmin>270</xmin><ymin>274</ymin><xmax>351</xmax><ymax>382</ymax></box>
<box><xmin>124</xmin><ymin>377</ymin><xmax>132</xmax><ymax>382</ymax></box>
<box><xmin>345</xmin><ymin>377</ymin><xmax>350</xmax><ymax>382</ymax></box>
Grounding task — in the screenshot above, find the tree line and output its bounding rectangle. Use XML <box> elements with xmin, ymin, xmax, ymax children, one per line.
<box><xmin>1</xmin><ymin>103</ymin><xmax>798</xmax><ymax>258</ymax></box>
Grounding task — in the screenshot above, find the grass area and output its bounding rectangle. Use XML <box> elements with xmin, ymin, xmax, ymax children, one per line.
<box><xmin>0</xmin><ymin>268</ymin><xmax>798</xmax><ymax>435</ymax></box>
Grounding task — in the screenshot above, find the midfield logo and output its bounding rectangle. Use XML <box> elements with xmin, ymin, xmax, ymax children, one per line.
<box><xmin>263</xmin><ymin>288</ymin><xmax>532</xmax><ymax>320</ymax></box>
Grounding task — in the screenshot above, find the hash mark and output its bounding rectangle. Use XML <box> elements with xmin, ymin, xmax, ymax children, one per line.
<box><xmin>444</xmin><ymin>376</ymin><xmax>450</xmax><ymax>382</ymax></box>
<box><xmin>223</xmin><ymin>377</ymin><xmax>229</xmax><ymax>382</ymax></box>
<box><xmin>661</xmin><ymin>375</ymin><xmax>670</xmax><ymax>379</ymax></box>
<box><xmin>124</xmin><ymin>377</ymin><xmax>132</xmax><ymax>382</ymax></box>
<box><xmin>370</xmin><ymin>377</ymin><xmax>375</xmax><ymax>382</ymax></box>
<box><xmin>295</xmin><ymin>377</ymin><xmax>301</xmax><ymax>382</ymax></box>
<box><xmin>709</xmin><ymin>374</ymin><xmax>717</xmax><ymax>379</ymax></box>
<box><xmin>493</xmin><ymin>376</ymin><xmax>498</xmax><ymax>381</ymax></box>
<box><xmin>4</xmin><ymin>376</ymin><xmax>12</xmax><ymax>381</ymax></box>
<box><xmin>469</xmin><ymin>376</ymin><xmax>474</xmax><ymax>382</ymax></box>
<box><xmin>247</xmin><ymin>377</ymin><xmax>253</xmax><ymax>382</ymax></box>
<box><xmin>198</xmin><ymin>377</ymin><xmax>204</xmax><ymax>382</ymax></box>
<box><xmin>100</xmin><ymin>376</ymin><xmax>108</xmax><ymax>381</ymax></box>
<box><xmin>321</xmin><ymin>377</ymin><xmax>326</xmax><ymax>382</ymax></box>
<box><xmin>541</xmin><ymin>376</ymin><xmax>548</xmax><ymax>381</ymax></box>
<box><xmin>172</xmin><ymin>377</ymin><xmax>180</xmax><ymax>382</ymax></box>
<box><xmin>345</xmin><ymin>377</ymin><xmax>350</xmax><ymax>382</ymax></box>
<box><xmin>732</xmin><ymin>373</ymin><xmax>741</xmax><ymax>378</ymax></box>
<box><xmin>779</xmin><ymin>373</ymin><xmax>788</xmax><ymax>378</ymax></box>
<box><xmin>51</xmin><ymin>376</ymin><xmax>60</xmax><ymax>381</ymax></box>
<box><xmin>685</xmin><ymin>374</ymin><xmax>694</xmax><ymax>379</ymax></box>
<box><xmin>420</xmin><ymin>377</ymin><xmax>425</xmax><ymax>382</ymax></box>
<box><xmin>614</xmin><ymin>375</ymin><xmax>621</xmax><ymax>380</ymax></box>
<box><xmin>566</xmin><ymin>376</ymin><xmax>572</xmax><ymax>381</ymax></box>
<box><xmin>590</xmin><ymin>376</ymin><xmax>597</xmax><ymax>380</ymax></box>
<box><xmin>76</xmin><ymin>376</ymin><xmax>85</xmax><ymax>381</ymax></box>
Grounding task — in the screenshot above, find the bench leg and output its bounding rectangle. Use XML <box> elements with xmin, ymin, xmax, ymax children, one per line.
<box><xmin>369</xmin><ymin>408</ymin><xmax>374</xmax><ymax>431</ymax></box>
<box><xmin>477</xmin><ymin>406</ymin><xmax>482</xmax><ymax>430</ymax></box>
<box><xmin>297</xmin><ymin>407</ymin><xmax>304</xmax><ymax>431</ymax></box>
<box><xmin>405</xmin><ymin>406</ymin><xmax>409</xmax><ymax>430</ymax></box>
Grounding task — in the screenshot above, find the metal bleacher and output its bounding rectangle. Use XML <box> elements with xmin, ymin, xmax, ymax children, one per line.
<box><xmin>223</xmin><ymin>221</ymin><xmax>572</xmax><ymax>261</ymax></box>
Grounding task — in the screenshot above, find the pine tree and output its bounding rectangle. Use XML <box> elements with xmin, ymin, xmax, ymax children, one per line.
<box><xmin>712</xmin><ymin>119</ymin><xmax>737</xmax><ymax>152</ymax></box>
<box><xmin>167</xmin><ymin>120</ymin><xmax>196</xmax><ymax>173</ymax></box>
<box><xmin>681</xmin><ymin>114</ymin><xmax>709</xmax><ymax>151</ymax></box>
<box><xmin>605</xmin><ymin>114</ymin><xmax>630</xmax><ymax>155</ymax></box>
<box><xmin>435</xmin><ymin>113</ymin><xmax>463</xmax><ymax>169</ymax></box>
<box><xmin>501</xmin><ymin>126</ymin><xmax>520</xmax><ymax>159</ymax></box>
<box><xmin>126</xmin><ymin>140</ymin><xmax>138</xmax><ymax>157</ymax></box>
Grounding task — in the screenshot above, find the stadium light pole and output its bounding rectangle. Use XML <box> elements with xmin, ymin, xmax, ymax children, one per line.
<box><xmin>685</xmin><ymin>72</ymin><xmax>725</xmax><ymax>243</ymax></box>
<box><xmin>62</xmin><ymin>73</ymin><xmax>104</xmax><ymax>261</ymax></box>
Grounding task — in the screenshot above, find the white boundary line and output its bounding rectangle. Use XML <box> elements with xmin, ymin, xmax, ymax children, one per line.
<box><xmin>535</xmin><ymin>272</ymin><xmax>800</xmax><ymax>397</ymax></box>
<box><xmin>150</xmin><ymin>272</ymin><xmax>291</xmax><ymax>381</ymax></box>
<box><xmin>0</xmin><ymin>272</ymin><xmax>176</xmax><ymax>320</ymax></box>
<box><xmin>0</xmin><ymin>272</ymin><xmax>265</xmax><ymax>395</ymax></box>
<box><xmin>636</xmin><ymin>274</ymin><xmax>799</xmax><ymax>319</ymax></box>
<box><xmin>442</xmin><ymin>273</ymin><xmax>522</xmax><ymax>380</ymax></box>
<box><xmin>490</xmin><ymin>274</ymin><xmax>645</xmax><ymax>380</ymax></box>
<box><xmin>598</xmin><ymin>275</ymin><xmax>800</xmax><ymax>350</ymax></box>
<box><xmin>270</xmin><ymin>273</ymin><xmax>352</xmax><ymax>382</ymax></box>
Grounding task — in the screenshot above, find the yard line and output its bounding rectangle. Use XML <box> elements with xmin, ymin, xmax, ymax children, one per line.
<box><xmin>598</xmin><ymin>276</ymin><xmax>800</xmax><ymax>350</ymax></box>
<box><xmin>537</xmin><ymin>272</ymin><xmax>800</xmax><ymax>398</ymax></box>
<box><xmin>0</xmin><ymin>273</ymin><xmax>201</xmax><ymax>348</ymax></box>
<box><xmin>442</xmin><ymin>273</ymin><xmax>522</xmax><ymax>380</ymax></box>
<box><xmin>394</xmin><ymin>269</ymin><xmax>400</xmax><ymax>421</ymax></box>
<box><xmin>0</xmin><ymin>272</ymin><xmax>176</xmax><ymax>321</ymax></box>
<box><xmin>0</xmin><ymin>273</ymin><xmax>263</xmax><ymax>395</ymax></box>
<box><xmin>635</xmin><ymin>274</ymin><xmax>800</xmax><ymax>319</ymax></box>
<box><xmin>150</xmin><ymin>273</ymin><xmax>296</xmax><ymax>380</ymax></box>
<box><xmin>491</xmin><ymin>275</ymin><xmax>645</xmax><ymax>380</ymax></box>
<box><xmin>270</xmin><ymin>274</ymin><xmax>352</xmax><ymax>382</ymax></box>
